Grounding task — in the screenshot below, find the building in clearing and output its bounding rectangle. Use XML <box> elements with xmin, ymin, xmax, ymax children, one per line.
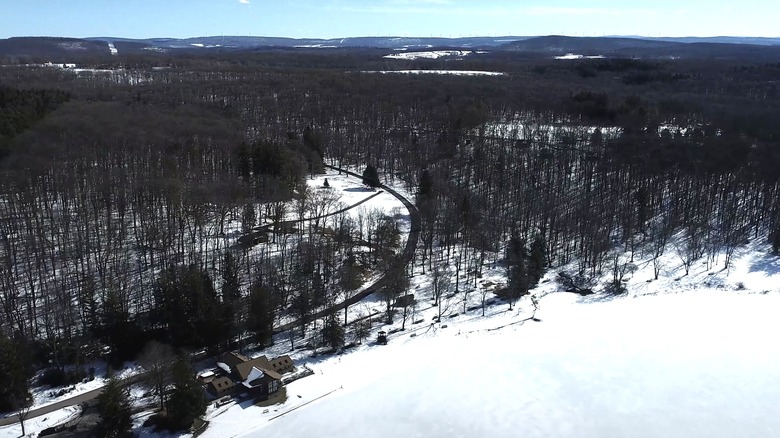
<box><xmin>206</xmin><ymin>352</ymin><xmax>294</xmax><ymax>400</ymax></box>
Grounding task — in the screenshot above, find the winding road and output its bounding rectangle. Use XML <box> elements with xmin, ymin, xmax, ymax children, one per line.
<box><xmin>273</xmin><ymin>164</ymin><xmax>421</xmax><ymax>333</ymax></box>
<box><xmin>0</xmin><ymin>164</ymin><xmax>420</xmax><ymax>428</ymax></box>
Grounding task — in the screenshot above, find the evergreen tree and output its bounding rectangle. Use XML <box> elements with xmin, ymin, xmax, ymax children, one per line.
<box><xmin>0</xmin><ymin>333</ymin><xmax>30</xmax><ymax>413</ymax></box>
<box><xmin>505</xmin><ymin>235</ymin><xmax>530</xmax><ymax>310</ymax></box>
<box><xmin>164</xmin><ymin>358</ymin><xmax>206</xmax><ymax>432</ymax></box>
<box><xmin>0</xmin><ymin>334</ymin><xmax>32</xmax><ymax>436</ymax></box>
<box><xmin>95</xmin><ymin>377</ymin><xmax>133</xmax><ymax>438</ymax></box>
<box><xmin>507</xmin><ymin>257</ymin><xmax>530</xmax><ymax>310</ymax></box>
<box><xmin>361</xmin><ymin>164</ymin><xmax>380</xmax><ymax>188</ymax></box>
<box><xmin>418</xmin><ymin>169</ymin><xmax>434</xmax><ymax>198</ymax></box>
<box><xmin>338</xmin><ymin>254</ymin><xmax>363</xmax><ymax>292</ymax></box>
<box><xmin>221</xmin><ymin>252</ymin><xmax>242</xmax><ymax>347</ymax></box>
<box><xmin>248</xmin><ymin>282</ymin><xmax>276</xmax><ymax>345</ymax></box>
<box><xmin>528</xmin><ymin>234</ymin><xmax>547</xmax><ymax>286</ymax></box>
<box><xmin>154</xmin><ymin>265</ymin><xmax>224</xmax><ymax>350</ymax></box>
<box><xmin>320</xmin><ymin>313</ymin><xmax>345</xmax><ymax>350</ymax></box>
<box><xmin>98</xmin><ymin>289</ymin><xmax>142</xmax><ymax>365</ymax></box>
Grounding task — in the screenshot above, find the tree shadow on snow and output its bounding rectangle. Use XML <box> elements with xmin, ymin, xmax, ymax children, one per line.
<box><xmin>748</xmin><ymin>252</ymin><xmax>780</xmax><ymax>274</ymax></box>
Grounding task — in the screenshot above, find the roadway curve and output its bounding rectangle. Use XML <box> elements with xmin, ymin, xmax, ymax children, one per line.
<box><xmin>0</xmin><ymin>165</ymin><xmax>419</xmax><ymax>427</ymax></box>
<box><xmin>273</xmin><ymin>164</ymin><xmax>420</xmax><ymax>333</ymax></box>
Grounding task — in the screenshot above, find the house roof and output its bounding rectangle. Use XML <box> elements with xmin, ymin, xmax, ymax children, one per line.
<box><xmin>217</xmin><ymin>351</ymin><xmax>289</xmax><ymax>381</ymax></box>
<box><xmin>268</xmin><ymin>355</ymin><xmax>293</xmax><ymax>373</ymax></box>
<box><xmin>235</xmin><ymin>355</ymin><xmax>273</xmax><ymax>381</ymax></box>
<box><xmin>242</xmin><ymin>366</ymin><xmax>283</xmax><ymax>389</ymax></box>
<box><xmin>207</xmin><ymin>376</ymin><xmax>236</xmax><ymax>393</ymax></box>
<box><xmin>218</xmin><ymin>352</ymin><xmax>252</xmax><ymax>370</ymax></box>
<box><xmin>262</xmin><ymin>368</ymin><xmax>282</xmax><ymax>381</ymax></box>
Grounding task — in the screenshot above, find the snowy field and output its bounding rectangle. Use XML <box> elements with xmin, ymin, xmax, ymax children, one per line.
<box><xmin>383</xmin><ymin>50</ymin><xmax>476</xmax><ymax>60</ymax></box>
<box><xmin>0</xmin><ymin>405</ymin><xmax>81</xmax><ymax>438</ymax></box>
<box><xmin>203</xmin><ymin>288</ymin><xmax>780</xmax><ymax>438</ymax></box>
<box><xmin>367</xmin><ymin>70</ymin><xmax>504</xmax><ymax>76</ymax></box>
<box><xmin>554</xmin><ymin>53</ymin><xmax>606</xmax><ymax>60</ymax></box>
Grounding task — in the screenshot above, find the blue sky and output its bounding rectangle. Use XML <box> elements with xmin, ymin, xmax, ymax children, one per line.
<box><xmin>2</xmin><ymin>0</ymin><xmax>778</xmax><ymax>39</ymax></box>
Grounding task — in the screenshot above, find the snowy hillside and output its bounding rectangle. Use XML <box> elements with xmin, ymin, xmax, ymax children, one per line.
<box><xmin>203</xmin><ymin>289</ymin><xmax>780</xmax><ymax>438</ymax></box>
<box><xmin>199</xmin><ymin>235</ymin><xmax>780</xmax><ymax>438</ymax></box>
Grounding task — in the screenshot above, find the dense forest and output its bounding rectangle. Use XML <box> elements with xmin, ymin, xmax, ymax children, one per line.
<box><xmin>0</xmin><ymin>48</ymin><xmax>779</xmax><ymax>385</ymax></box>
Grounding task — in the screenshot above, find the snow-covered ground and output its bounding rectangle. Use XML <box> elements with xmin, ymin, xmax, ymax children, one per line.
<box><xmin>199</xmin><ymin>219</ymin><xmax>780</xmax><ymax>437</ymax></box>
<box><xmin>7</xmin><ymin>165</ymin><xmax>780</xmax><ymax>438</ymax></box>
<box><xmin>554</xmin><ymin>53</ymin><xmax>606</xmax><ymax>60</ymax></box>
<box><xmin>203</xmin><ymin>287</ymin><xmax>780</xmax><ymax>438</ymax></box>
<box><xmin>367</xmin><ymin>70</ymin><xmax>504</xmax><ymax>76</ymax></box>
<box><xmin>0</xmin><ymin>405</ymin><xmax>81</xmax><ymax>438</ymax></box>
<box><xmin>383</xmin><ymin>50</ymin><xmax>476</xmax><ymax>60</ymax></box>
<box><xmin>232</xmin><ymin>290</ymin><xmax>780</xmax><ymax>438</ymax></box>
<box><xmin>29</xmin><ymin>362</ymin><xmax>141</xmax><ymax>411</ymax></box>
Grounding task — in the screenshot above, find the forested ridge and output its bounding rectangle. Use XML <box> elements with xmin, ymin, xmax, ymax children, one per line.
<box><xmin>0</xmin><ymin>50</ymin><xmax>778</xmax><ymax>383</ymax></box>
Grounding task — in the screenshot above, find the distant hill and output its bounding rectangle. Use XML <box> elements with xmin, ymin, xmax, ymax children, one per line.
<box><xmin>501</xmin><ymin>35</ymin><xmax>780</xmax><ymax>59</ymax></box>
<box><xmin>501</xmin><ymin>36</ymin><xmax>680</xmax><ymax>54</ymax></box>
<box><xmin>630</xmin><ymin>36</ymin><xmax>780</xmax><ymax>46</ymax></box>
<box><xmin>1</xmin><ymin>35</ymin><xmax>779</xmax><ymax>61</ymax></box>
<box><xmin>84</xmin><ymin>36</ymin><xmax>530</xmax><ymax>50</ymax></box>
<box><xmin>0</xmin><ymin>37</ymin><xmax>110</xmax><ymax>59</ymax></box>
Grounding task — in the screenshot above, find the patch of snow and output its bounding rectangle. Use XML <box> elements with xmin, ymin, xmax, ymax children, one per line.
<box><xmin>0</xmin><ymin>405</ymin><xmax>81</xmax><ymax>438</ymax></box>
<box><xmin>366</xmin><ymin>70</ymin><xmax>504</xmax><ymax>76</ymax></box>
<box><xmin>554</xmin><ymin>53</ymin><xmax>606</xmax><ymax>60</ymax></box>
<box><xmin>383</xmin><ymin>50</ymin><xmax>474</xmax><ymax>60</ymax></box>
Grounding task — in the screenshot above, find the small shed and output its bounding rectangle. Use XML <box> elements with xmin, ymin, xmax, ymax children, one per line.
<box><xmin>377</xmin><ymin>331</ymin><xmax>387</xmax><ymax>345</ymax></box>
<box><xmin>393</xmin><ymin>294</ymin><xmax>416</xmax><ymax>308</ymax></box>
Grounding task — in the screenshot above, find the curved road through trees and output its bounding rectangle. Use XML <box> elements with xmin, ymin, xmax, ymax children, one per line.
<box><xmin>273</xmin><ymin>164</ymin><xmax>420</xmax><ymax>333</ymax></box>
<box><xmin>0</xmin><ymin>164</ymin><xmax>419</xmax><ymax>427</ymax></box>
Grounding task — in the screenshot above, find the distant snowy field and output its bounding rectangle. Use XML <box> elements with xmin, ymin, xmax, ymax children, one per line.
<box><xmin>383</xmin><ymin>50</ymin><xmax>477</xmax><ymax>60</ymax></box>
<box><xmin>204</xmin><ymin>289</ymin><xmax>780</xmax><ymax>438</ymax></box>
<box><xmin>367</xmin><ymin>70</ymin><xmax>504</xmax><ymax>76</ymax></box>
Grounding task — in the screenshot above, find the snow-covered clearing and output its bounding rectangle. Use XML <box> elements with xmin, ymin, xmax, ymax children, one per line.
<box><xmin>383</xmin><ymin>50</ymin><xmax>475</xmax><ymax>60</ymax></box>
<box><xmin>29</xmin><ymin>362</ymin><xmax>141</xmax><ymax>411</ymax></box>
<box><xmin>0</xmin><ymin>405</ymin><xmax>81</xmax><ymax>438</ymax></box>
<box><xmin>367</xmin><ymin>70</ymin><xmax>504</xmax><ymax>76</ymax></box>
<box><xmin>554</xmin><ymin>53</ymin><xmax>606</xmax><ymax>60</ymax></box>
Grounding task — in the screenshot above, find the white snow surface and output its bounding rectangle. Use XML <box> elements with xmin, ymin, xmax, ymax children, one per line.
<box><xmin>29</xmin><ymin>362</ymin><xmax>141</xmax><ymax>411</ymax></box>
<box><xmin>203</xmin><ymin>289</ymin><xmax>780</xmax><ymax>438</ymax></box>
<box><xmin>0</xmin><ymin>405</ymin><xmax>81</xmax><ymax>438</ymax></box>
<box><xmin>383</xmin><ymin>50</ymin><xmax>474</xmax><ymax>60</ymax></box>
<box><xmin>368</xmin><ymin>70</ymin><xmax>504</xmax><ymax>76</ymax></box>
<box><xmin>554</xmin><ymin>53</ymin><xmax>606</xmax><ymax>60</ymax></box>
<box><xmin>199</xmin><ymin>214</ymin><xmax>780</xmax><ymax>438</ymax></box>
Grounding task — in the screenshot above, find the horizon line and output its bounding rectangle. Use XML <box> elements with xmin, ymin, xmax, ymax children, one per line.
<box><xmin>3</xmin><ymin>34</ymin><xmax>780</xmax><ymax>41</ymax></box>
